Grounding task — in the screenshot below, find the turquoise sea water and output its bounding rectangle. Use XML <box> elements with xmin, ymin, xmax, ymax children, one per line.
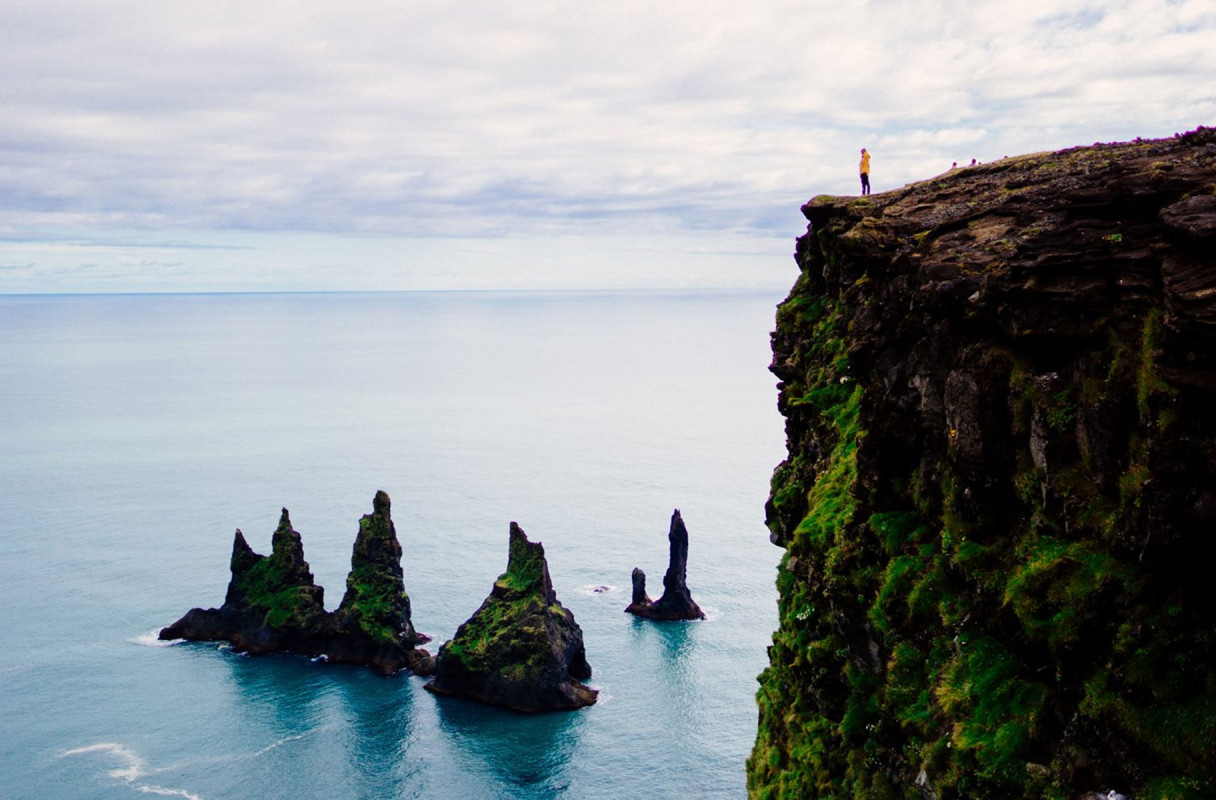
<box><xmin>0</xmin><ymin>290</ymin><xmax>785</xmax><ymax>800</ymax></box>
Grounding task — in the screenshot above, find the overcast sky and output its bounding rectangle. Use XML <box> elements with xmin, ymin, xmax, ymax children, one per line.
<box><xmin>2</xmin><ymin>0</ymin><xmax>1214</xmax><ymax>292</ymax></box>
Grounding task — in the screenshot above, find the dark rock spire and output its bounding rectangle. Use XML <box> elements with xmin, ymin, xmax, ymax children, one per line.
<box><xmin>625</xmin><ymin>509</ymin><xmax>705</xmax><ymax>621</ymax></box>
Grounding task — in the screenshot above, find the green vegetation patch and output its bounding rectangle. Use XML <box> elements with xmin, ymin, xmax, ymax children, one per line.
<box><xmin>234</xmin><ymin>556</ymin><xmax>319</xmax><ymax>632</ymax></box>
<box><xmin>343</xmin><ymin>562</ymin><xmax>408</xmax><ymax>645</ymax></box>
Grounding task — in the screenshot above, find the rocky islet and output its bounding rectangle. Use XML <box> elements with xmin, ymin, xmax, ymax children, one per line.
<box><xmin>425</xmin><ymin>522</ymin><xmax>597</xmax><ymax>712</ymax></box>
<box><xmin>160</xmin><ymin>491</ymin><xmax>434</xmax><ymax>676</ymax></box>
<box><xmin>161</xmin><ymin>496</ymin><xmax>596</xmax><ymax>711</ymax></box>
<box><xmin>625</xmin><ymin>508</ymin><xmax>705</xmax><ymax>621</ymax></box>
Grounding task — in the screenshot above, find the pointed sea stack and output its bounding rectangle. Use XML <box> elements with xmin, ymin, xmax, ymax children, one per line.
<box><xmin>159</xmin><ymin>508</ymin><xmax>328</xmax><ymax>652</ymax></box>
<box><xmin>329</xmin><ymin>490</ymin><xmax>433</xmax><ymax>675</ymax></box>
<box><xmin>625</xmin><ymin>509</ymin><xmax>705</xmax><ymax>621</ymax></box>
<box><xmin>159</xmin><ymin>491</ymin><xmax>433</xmax><ymax>676</ymax></box>
<box><xmin>426</xmin><ymin>523</ymin><xmax>596</xmax><ymax>712</ymax></box>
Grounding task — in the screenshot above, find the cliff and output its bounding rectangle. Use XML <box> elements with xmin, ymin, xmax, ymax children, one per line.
<box><xmin>749</xmin><ymin>129</ymin><xmax>1216</xmax><ymax>800</ymax></box>
<box><xmin>160</xmin><ymin>491</ymin><xmax>434</xmax><ymax>676</ymax></box>
<box><xmin>426</xmin><ymin>522</ymin><xmax>596</xmax><ymax>712</ymax></box>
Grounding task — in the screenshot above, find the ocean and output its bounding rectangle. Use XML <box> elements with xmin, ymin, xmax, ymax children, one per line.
<box><xmin>0</xmin><ymin>289</ymin><xmax>786</xmax><ymax>799</ymax></box>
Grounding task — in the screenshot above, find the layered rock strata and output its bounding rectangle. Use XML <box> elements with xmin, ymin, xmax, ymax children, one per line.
<box><xmin>426</xmin><ymin>522</ymin><xmax>596</xmax><ymax>712</ymax></box>
<box><xmin>749</xmin><ymin>130</ymin><xmax>1216</xmax><ymax>800</ymax></box>
<box><xmin>160</xmin><ymin>491</ymin><xmax>433</xmax><ymax>676</ymax></box>
<box><xmin>625</xmin><ymin>509</ymin><xmax>705</xmax><ymax>620</ymax></box>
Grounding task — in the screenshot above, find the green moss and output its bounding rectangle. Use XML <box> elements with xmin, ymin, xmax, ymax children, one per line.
<box><xmin>769</xmin><ymin>459</ymin><xmax>807</xmax><ymax>519</ymax></box>
<box><xmin>869</xmin><ymin>511</ymin><xmax>924</xmax><ymax>554</ymax></box>
<box><xmin>1003</xmin><ymin>536</ymin><xmax>1134</xmax><ymax>652</ymax></box>
<box><xmin>440</xmin><ymin>529</ymin><xmax>571</xmax><ymax>682</ymax></box>
<box><xmin>234</xmin><ymin>556</ymin><xmax>318</xmax><ymax>631</ymax></box>
<box><xmin>934</xmin><ymin>635</ymin><xmax>1045</xmax><ymax>790</ymax></box>
<box><xmin>343</xmin><ymin>563</ymin><xmax>407</xmax><ymax>644</ymax></box>
<box><xmin>497</xmin><ymin>530</ymin><xmax>548</xmax><ymax>594</ymax></box>
<box><xmin>791</xmin><ymin>385</ymin><xmax>861</xmax><ymax>556</ymax></box>
<box><xmin>753</xmin><ymin>295</ymin><xmax>869</xmax><ymax>798</ymax></box>
<box><xmin>1136</xmin><ymin>309</ymin><xmax>1176</xmax><ymax>421</ymax></box>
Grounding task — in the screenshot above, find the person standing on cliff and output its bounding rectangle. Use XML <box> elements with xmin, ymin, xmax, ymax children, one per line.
<box><xmin>859</xmin><ymin>148</ymin><xmax>871</xmax><ymax>195</ymax></box>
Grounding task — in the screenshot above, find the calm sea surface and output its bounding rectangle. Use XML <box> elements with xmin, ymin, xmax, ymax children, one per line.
<box><xmin>0</xmin><ymin>290</ymin><xmax>785</xmax><ymax>800</ymax></box>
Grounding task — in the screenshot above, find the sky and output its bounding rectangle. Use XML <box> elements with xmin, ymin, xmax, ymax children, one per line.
<box><xmin>1</xmin><ymin>0</ymin><xmax>1214</xmax><ymax>293</ymax></box>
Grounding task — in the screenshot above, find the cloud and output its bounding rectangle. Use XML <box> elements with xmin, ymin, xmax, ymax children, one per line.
<box><xmin>0</xmin><ymin>0</ymin><xmax>1214</xmax><ymax>290</ymax></box>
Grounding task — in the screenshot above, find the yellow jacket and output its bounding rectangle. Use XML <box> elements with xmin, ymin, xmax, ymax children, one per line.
<box><xmin>860</xmin><ymin>152</ymin><xmax>871</xmax><ymax>175</ymax></box>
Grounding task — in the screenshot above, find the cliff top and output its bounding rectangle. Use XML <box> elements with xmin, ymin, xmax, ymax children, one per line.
<box><xmin>802</xmin><ymin>127</ymin><xmax>1216</xmax><ymax>293</ymax></box>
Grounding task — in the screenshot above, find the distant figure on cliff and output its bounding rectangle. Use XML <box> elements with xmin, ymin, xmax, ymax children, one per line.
<box><xmin>859</xmin><ymin>148</ymin><xmax>871</xmax><ymax>195</ymax></box>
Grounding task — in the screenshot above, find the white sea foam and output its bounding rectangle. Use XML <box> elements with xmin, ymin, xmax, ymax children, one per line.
<box><xmin>133</xmin><ymin>630</ymin><xmax>179</xmax><ymax>647</ymax></box>
<box><xmin>137</xmin><ymin>786</ymin><xmax>202</xmax><ymax>799</ymax></box>
<box><xmin>62</xmin><ymin>742</ymin><xmax>144</xmax><ymax>781</ymax></box>
<box><xmin>59</xmin><ymin>742</ymin><xmax>203</xmax><ymax>800</ymax></box>
<box><xmin>700</xmin><ymin>606</ymin><xmax>722</xmax><ymax>622</ymax></box>
<box><xmin>579</xmin><ymin>584</ymin><xmax>618</xmax><ymax>595</ymax></box>
<box><xmin>248</xmin><ymin>732</ymin><xmax>310</xmax><ymax>759</ymax></box>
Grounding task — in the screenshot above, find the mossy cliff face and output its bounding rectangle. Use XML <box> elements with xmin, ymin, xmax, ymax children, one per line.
<box><xmin>426</xmin><ymin>522</ymin><xmax>597</xmax><ymax>712</ymax></box>
<box><xmin>749</xmin><ymin>129</ymin><xmax>1216</xmax><ymax>800</ymax></box>
<box><xmin>161</xmin><ymin>491</ymin><xmax>432</xmax><ymax>676</ymax></box>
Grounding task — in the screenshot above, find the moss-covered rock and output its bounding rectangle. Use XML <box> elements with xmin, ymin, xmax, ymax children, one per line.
<box><xmin>426</xmin><ymin>522</ymin><xmax>596</xmax><ymax>712</ymax></box>
<box><xmin>750</xmin><ymin>129</ymin><xmax>1216</xmax><ymax>800</ymax></box>
<box><xmin>160</xmin><ymin>491</ymin><xmax>433</xmax><ymax>676</ymax></box>
<box><xmin>330</xmin><ymin>490</ymin><xmax>425</xmax><ymax>673</ymax></box>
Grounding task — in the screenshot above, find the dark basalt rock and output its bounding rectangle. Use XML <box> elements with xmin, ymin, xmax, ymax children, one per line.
<box><xmin>160</xmin><ymin>491</ymin><xmax>433</xmax><ymax>676</ymax></box>
<box><xmin>750</xmin><ymin>129</ymin><xmax>1216</xmax><ymax>800</ymax></box>
<box><xmin>625</xmin><ymin>509</ymin><xmax>705</xmax><ymax>621</ymax></box>
<box><xmin>425</xmin><ymin>522</ymin><xmax>596</xmax><ymax>712</ymax></box>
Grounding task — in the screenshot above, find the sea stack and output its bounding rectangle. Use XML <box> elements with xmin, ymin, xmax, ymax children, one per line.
<box><xmin>159</xmin><ymin>508</ymin><xmax>328</xmax><ymax>653</ymax></box>
<box><xmin>426</xmin><ymin>522</ymin><xmax>596</xmax><ymax>712</ymax></box>
<box><xmin>329</xmin><ymin>490</ymin><xmax>434</xmax><ymax>675</ymax></box>
<box><xmin>625</xmin><ymin>509</ymin><xmax>705</xmax><ymax>621</ymax></box>
<box><xmin>160</xmin><ymin>491</ymin><xmax>433</xmax><ymax>676</ymax></box>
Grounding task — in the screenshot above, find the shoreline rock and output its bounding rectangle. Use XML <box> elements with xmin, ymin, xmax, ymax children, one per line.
<box><xmin>425</xmin><ymin>522</ymin><xmax>596</xmax><ymax>712</ymax></box>
<box><xmin>625</xmin><ymin>509</ymin><xmax>705</xmax><ymax>621</ymax></box>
